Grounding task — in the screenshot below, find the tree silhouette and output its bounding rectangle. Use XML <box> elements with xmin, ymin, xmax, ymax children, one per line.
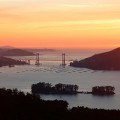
<box><xmin>0</xmin><ymin>88</ymin><xmax>120</xmax><ymax>120</ymax></box>
<box><xmin>31</xmin><ymin>82</ymin><xmax>79</xmax><ymax>94</ymax></box>
<box><xmin>92</xmin><ymin>86</ymin><xmax>115</xmax><ymax>95</ymax></box>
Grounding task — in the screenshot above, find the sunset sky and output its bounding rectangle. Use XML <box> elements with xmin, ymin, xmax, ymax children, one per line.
<box><xmin>0</xmin><ymin>0</ymin><xmax>120</xmax><ymax>49</ymax></box>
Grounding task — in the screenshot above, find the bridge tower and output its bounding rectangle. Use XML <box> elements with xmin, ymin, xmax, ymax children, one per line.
<box><xmin>27</xmin><ymin>59</ymin><xmax>31</xmax><ymax>65</ymax></box>
<box><xmin>35</xmin><ymin>53</ymin><xmax>40</xmax><ymax>65</ymax></box>
<box><xmin>62</xmin><ymin>53</ymin><xmax>66</xmax><ymax>66</ymax></box>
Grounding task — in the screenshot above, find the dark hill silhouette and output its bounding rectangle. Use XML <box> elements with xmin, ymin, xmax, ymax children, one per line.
<box><xmin>0</xmin><ymin>57</ymin><xmax>28</xmax><ymax>67</ymax></box>
<box><xmin>0</xmin><ymin>49</ymin><xmax>35</xmax><ymax>56</ymax></box>
<box><xmin>0</xmin><ymin>88</ymin><xmax>120</xmax><ymax>120</ymax></box>
<box><xmin>70</xmin><ymin>47</ymin><xmax>120</xmax><ymax>70</ymax></box>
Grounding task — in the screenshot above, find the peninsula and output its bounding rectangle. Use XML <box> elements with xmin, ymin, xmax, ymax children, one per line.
<box><xmin>0</xmin><ymin>57</ymin><xmax>28</xmax><ymax>67</ymax></box>
<box><xmin>70</xmin><ymin>47</ymin><xmax>120</xmax><ymax>70</ymax></box>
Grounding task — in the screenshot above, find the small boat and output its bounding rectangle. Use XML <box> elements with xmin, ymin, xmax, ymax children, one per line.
<box><xmin>9</xmin><ymin>65</ymin><xmax>15</xmax><ymax>67</ymax></box>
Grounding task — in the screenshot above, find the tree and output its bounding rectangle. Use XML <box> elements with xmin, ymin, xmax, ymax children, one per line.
<box><xmin>74</xmin><ymin>85</ymin><xmax>79</xmax><ymax>92</ymax></box>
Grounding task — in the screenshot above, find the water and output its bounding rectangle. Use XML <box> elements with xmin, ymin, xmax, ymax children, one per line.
<box><xmin>0</xmin><ymin>49</ymin><xmax>120</xmax><ymax>109</ymax></box>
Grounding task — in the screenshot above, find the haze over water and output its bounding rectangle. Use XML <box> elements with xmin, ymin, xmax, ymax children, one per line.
<box><xmin>0</xmin><ymin>49</ymin><xmax>120</xmax><ymax>109</ymax></box>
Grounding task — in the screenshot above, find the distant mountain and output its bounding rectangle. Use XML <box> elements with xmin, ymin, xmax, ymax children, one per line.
<box><xmin>25</xmin><ymin>48</ymin><xmax>57</xmax><ymax>53</ymax></box>
<box><xmin>0</xmin><ymin>46</ymin><xmax>15</xmax><ymax>49</ymax></box>
<box><xmin>0</xmin><ymin>49</ymin><xmax>35</xmax><ymax>56</ymax></box>
<box><xmin>70</xmin><ymin>47</ymin><xmax>120</xmax><ymax>70</ymax></box>
<box><xmin>0</xmin><ymin>57</ymin><xmax>28</xmax><ymax>67</ymax></box>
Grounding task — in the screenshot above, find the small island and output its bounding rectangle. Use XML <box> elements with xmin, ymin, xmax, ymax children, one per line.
<box><xmin>92</xmin><ymin>86</ymin><xmax>115</xmax><ymax>95</ymax></box>
<box><xmin>0</xmin><ymin>57</ymin><xmax>28</xmax><ymax>67</ymax></box>
<box><xmin>70</xmin><ymin>47</ymin><xmax>120</xmax><ymax>70</ymax></box>
<box><xmin>31</xmin><ymin>82</ymin><xmax>115</xmax><ymax>96</ymax></box>
<box><xmin>31</xmin><ymin>82</ymin><xmax>79</xmax><ymax>94</ymax></box>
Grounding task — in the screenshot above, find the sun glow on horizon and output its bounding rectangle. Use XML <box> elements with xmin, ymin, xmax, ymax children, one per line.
<box><xmin>0</xmin><ymin>0</ymin><xmax>120</xmax><ymax>49</ymax></box>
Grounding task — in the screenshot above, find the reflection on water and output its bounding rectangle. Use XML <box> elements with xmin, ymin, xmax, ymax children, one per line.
<box><xmin>41</xmin><ymin>94</ymin><xmax>119</xmax><ymax>109</ymax></box>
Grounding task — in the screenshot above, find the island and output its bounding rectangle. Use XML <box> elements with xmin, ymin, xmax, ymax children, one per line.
<box><xmin>92</xmin><ymin>86</ymin><xmax>115</xmax><ymax>95</ymax></box>
<box><xmin>70</xmin><ymin>47</ymin><xmax>120</xmax><ymax>70</ymax></box>
<box><xmin>31</xmin><ymin>82</ymin><xmax>115</xmax><ymax>96</ymax></box>
<box><xmin>0</xmin><ymin>49</ymin><xmax>35</xmax><ymax>56</ymax></box>
<box><xmin>31</xmin><ymin>82</ymin><xmax>79</xmax><ymax>94</ymax></box>
<box><xmin>0</xmin><ymin>57</ymin><xmax>28</xmax><ymax>67</ymax></box>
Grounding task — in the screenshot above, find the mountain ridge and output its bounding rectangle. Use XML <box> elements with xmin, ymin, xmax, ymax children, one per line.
<box><xmin>70</xmin><ymin>47</ymin><xmax>120</xmax><ymax>70</ymax></box>
<box><xmin>0</xmin><ymin>49</ymin><xmax>35</xmax><ymax>56</ymax></box>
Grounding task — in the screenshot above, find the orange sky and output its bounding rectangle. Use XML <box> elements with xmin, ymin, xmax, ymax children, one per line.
<box><xmin>0</xmin><ymin>0</ymin><xmax>120</xmax><ymax>49</ymax></box>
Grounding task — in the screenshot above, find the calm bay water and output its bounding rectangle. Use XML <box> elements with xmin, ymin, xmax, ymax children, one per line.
<box><xmin>0</xmin><ymin>50</ymin><xmax>120</xmax><ymax>109</ymax></box>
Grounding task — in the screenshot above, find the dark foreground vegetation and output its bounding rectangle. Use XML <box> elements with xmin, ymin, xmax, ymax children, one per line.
<box><xmin>92</xmin><ymin>86</ymin><xmax>115</xmax><ymax>95</ymax></box>
<box><xmin>31</xmin><ymin>82</ymin><xmax>79</xmax><ymax>94</ymax></box>
<box><xmin>70</xmin><ymin>47</ymin><xmax>120</xmax><ymax>70</ymax></box>
<box><xmin>0</xmin><ymin>57</ymin><xmax>28</xmax><ymax>67</ymax></box>
<box><xmin>0</xmin><ymin>88</ymin><xmax>120</xmax><ymax>120</ymax></box>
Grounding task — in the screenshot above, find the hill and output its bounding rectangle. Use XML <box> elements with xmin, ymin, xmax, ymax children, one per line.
<box><xmin>0</xmin><ymin>88</ymin><xmax>120</xmax><ymax>120</ymax></box>
<box><xmin>0</xmin><ymin>46</ymin><xmax>15</xmax><ymax>49</ymax></box>
<box><xmin>0</xmin><ymin>49</ymin><xmax>35</xmax><ymax>56</ymax></box>
<box><xmin>0</xmin><ymin>57</ymin><xmax>28</xmax><ymax>67</ymax></box>
<box><xmin>70</xmin><ymin>47</ymin><xmax>120</xmax><ymax>70</ymax></box>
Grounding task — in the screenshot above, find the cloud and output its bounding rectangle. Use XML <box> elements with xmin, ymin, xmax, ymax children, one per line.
<box><xmin>63</xmin><ymin>3</ymin><xmax>118</xmax><ymax>8</ymax></box>
<box><xmin>0</xmin><ymin>6</ymin><xmax>18</xmax><ymax>12</ymax></box>
<box><xmin>0</xmin><ymin>5</ymin><xmax>26</xmax><ymax>21</ymax></box>
<box><xmin>64</xmin><ymin>4</ymin><xmax>89</xmax><ymax>8</ymax></box>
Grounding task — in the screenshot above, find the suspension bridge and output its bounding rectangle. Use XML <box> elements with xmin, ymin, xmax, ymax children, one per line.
<box><xmin>18</xmin><ymin>53</ymin><xmax>73</xmax><ymax>66</ymax></box>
